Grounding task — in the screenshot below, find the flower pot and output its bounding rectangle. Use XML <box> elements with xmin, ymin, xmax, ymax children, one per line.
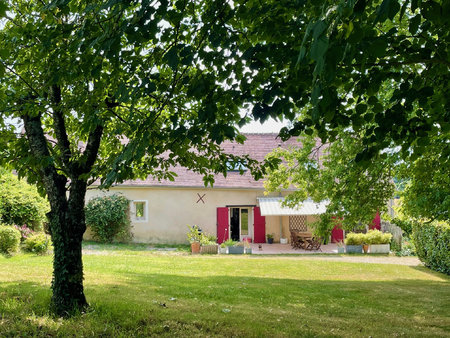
<box><xmin>337</xmin><ymin>247</ymin><xmax>345</xmax><ymax>254</ymax></box>
<box><xmin>369</xmin><ymin>244</ymin><xmax>390</xmax><ymax>254</ymax></box>
<box><xmin>191</xmin><ymin>242</ymin><xmax>201</xmax><ymax>254</ymax></box>
<box><xmin>267</xmin><ymin>238</ymin><xmax>274</xmax><ymax>244</ymax></box>
<box><xmin>200</xmin><ymin>244</ymin><xmax>218</xmax><ymax>254</ymax></box>
<box><xmin>280</xmin><ymin>238</ymin><xmax>288</xmax><ymax>244</ymax></box>
<box><xmin>345</xmin><ymin>245</ymin><xmax>362</xmax><ymax>254</ymax></box>
<box><xmin>363</xmin><ymin>244</ymin><xmax>369</xmax><ymax>254</ymax></box>
<box><xmin>245</xmin><ymin>247</ymin><xmax>252</xmax><ymax>254</ymax></box>
<box><xmin>228</xmin><ymin>246</ymin><xmax>244</xmax><ymax>254</ymax></box>
<box><xmin>218</xmin><ymin>247</ymin><xmax>227</xmax><ymax>254</ymax></box>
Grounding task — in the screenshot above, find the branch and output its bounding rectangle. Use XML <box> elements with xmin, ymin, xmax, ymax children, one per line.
<box><xmin>50</xmin><ymin>85</ymin><xmax>73</xmax><ymax>170</ymax></box>
<box><xmin>1</xmin><ymin>61</ymin><xmax>41</xmax><ymax>97</ymax></box>
<box><xmin>79</xmin><ymin>124</ymin><xmax>104</xmax><ymax>174</ymax></box>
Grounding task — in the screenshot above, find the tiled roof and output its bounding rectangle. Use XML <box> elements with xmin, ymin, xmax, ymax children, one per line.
<box><xmin>117</xmin><ymin>133</ymin><xmax>301</xmax><ymax>189</ymax></box>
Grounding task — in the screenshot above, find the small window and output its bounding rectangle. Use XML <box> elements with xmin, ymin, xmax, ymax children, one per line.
<box><xmin>132</xmin><ymin>201</ymin><xmax>147</xmax><ymax>221</ymax></box>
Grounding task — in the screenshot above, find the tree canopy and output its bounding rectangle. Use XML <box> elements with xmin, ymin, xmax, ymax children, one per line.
<box><xmin>230</xmin><ymin>0</ymin><xmax>449</xmax><ymax>166</ymax></box>
<box><xmin>0</xmin><ymin>0</ymin><xmax>265</xmax><ymax>315</ymax></box>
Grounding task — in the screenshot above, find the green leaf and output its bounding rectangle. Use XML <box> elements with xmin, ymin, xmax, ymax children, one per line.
<box><xmin>374</xmin><ymin>0</ymin><xmax>400</xmax><ymax>23</ymax></box>
<box><xmin>0</xmin><ymin>0</ymin><xmax>8</xmax><ymax>17</ymax></box>
<box><xmin>164</xmin><ymin>47</ymin><xmax>179</xmax><ymax>71</ymax></box>
<box><xmin>409</xmin><ymin>15</ymin><xmax>421</xmax><ymax>34</ymax></box>
<box><xmin>310</xmin><ymin>36</ymin><xmax>329</xmax><ymax>61</ymax></box>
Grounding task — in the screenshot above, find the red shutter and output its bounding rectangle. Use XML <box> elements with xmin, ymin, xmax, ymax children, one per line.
<box><xmin>253</xmin><ymin>207</ymin><xmax>266</xmax><ymax>243</ymax></box>
<box><xmin>217</xmin><ymin>207</ymin><xmax>229</xmax><ymax>244</ymax></box>
<box><xmin>331</xmin><ymin>216</ymin><xmax>344</xmax><ymax>243</ymax></box>
<box><xmin>370</xmin><ymin>211</ymin><xmax>381</xmax><ymax>230</ymax></box>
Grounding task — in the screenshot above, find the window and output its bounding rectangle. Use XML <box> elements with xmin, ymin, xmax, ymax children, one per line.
<box><xmin>240</xmin><ymin>209</ymin><xmax>249</xmax><ymax>235</ymax></box>
<box><xmin>132</xmin><ymin>201</ymin><xmax>147</xmax><ymax>221</ymax></box>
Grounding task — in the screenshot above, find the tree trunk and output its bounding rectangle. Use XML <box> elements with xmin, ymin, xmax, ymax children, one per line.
<box><xmin>48</xmin><ymin>179</ymin><xmax>89</xmax><ymax>316</ymax></box>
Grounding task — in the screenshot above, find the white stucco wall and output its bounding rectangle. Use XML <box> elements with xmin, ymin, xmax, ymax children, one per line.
<box><xmin>85</xmin><ymin>186</ymin><xmax>272</xmax><ymax>244</ymax></box>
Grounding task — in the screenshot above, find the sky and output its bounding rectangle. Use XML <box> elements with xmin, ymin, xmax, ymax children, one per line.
<box><xmin>239</xmin><ymin>118</ymin><xmax>289</xmax><ymax>134</ymax></box>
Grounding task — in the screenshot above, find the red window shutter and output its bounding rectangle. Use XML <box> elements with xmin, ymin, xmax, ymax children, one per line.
<box><xmin>217</xmin><ymin>207</ymin><xmax>229</xmax><ymax>244</ymax></box>
<box><xmin>370</xmin><ymin>211</ymin><xmax>381</xmax><ymax>230</ymax></box>
<box><xmin>253</xmin><ymin>207</ymin><xmax>266</xmax><ymax>243</ymax></box>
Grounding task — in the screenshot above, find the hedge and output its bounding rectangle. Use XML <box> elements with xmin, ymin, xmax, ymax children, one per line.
<box><xmin>412</xmin><ymin>221</ymin><xmax>450</xmax><ymax>275</ymax></box>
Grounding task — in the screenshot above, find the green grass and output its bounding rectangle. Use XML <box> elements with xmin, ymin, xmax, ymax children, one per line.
<box><xmin>1</xmin><ymin>246</ymin><xmax>449</xmax><ymax>337</ymax></box>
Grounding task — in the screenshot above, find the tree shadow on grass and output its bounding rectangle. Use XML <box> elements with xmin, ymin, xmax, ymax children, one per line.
<box><xmin>2</xmin><ymin>270</ymin><xmax>448</xmax><ymax>337</ymax></box>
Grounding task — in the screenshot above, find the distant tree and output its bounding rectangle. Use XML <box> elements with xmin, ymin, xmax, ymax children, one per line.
<box><xmin>264</xmin><ymin>130</ymin><xmax>395</xmax><ymax>231</ymax></box>
<box><xmin>0</xmin><ymin>1</ymin><xmax>262</xmax><ymax>316</ymax></box>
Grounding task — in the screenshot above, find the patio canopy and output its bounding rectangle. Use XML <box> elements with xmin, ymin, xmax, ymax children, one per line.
<box><xmin>257</xmin><ymin>197</ymin><xmax>328</xmax><ymax>216</ymax></box>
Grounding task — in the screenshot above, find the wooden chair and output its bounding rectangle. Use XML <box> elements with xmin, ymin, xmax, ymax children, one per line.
<box><xmin>290</xmin><ymin>232</ymin><xmax>307</xmax><ymax>250</ymax></box>
<box><xmin>305</xmin><ymin>237</ymin><xmax>322</xmax><ymax>251</ymax></box>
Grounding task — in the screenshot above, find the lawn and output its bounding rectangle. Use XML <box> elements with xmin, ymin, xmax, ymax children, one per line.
<box><xmin>0</xmin><ymin>245</ymin><xmax>449</xmax><ymax>337</ymax></box>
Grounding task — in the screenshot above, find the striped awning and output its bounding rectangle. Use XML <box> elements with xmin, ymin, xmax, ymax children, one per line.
<box><xmin>257</xmin><ymin>197</ymin><xmax>328</xmax><ymax>216</ymax></box>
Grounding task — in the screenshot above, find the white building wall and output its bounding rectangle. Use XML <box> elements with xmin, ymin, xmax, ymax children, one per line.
<box><xmin>85</xmin><ymin>186</ymin><xmax>268</xmax><ymax>244</ymax></box>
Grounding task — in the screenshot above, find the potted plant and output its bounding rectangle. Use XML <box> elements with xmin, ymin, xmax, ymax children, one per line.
<box><xmin>218</xmin><ymin>243</ymin><xmax>227</xmax><ymax>254</ymax></box>
<box><xmin>362</xmin><ymin>234</ymin><xmax>369</xmax><ymax>254</ymax></box>
<box><xmin>266</xmin><ymin>233</ymin><xmax>274</xmax><ymax>244</ymax></box>
<box><xmin>366</xmin><ymin>229</ymin><xmax>392</xmax><ymax>254</ymax></box>
<box><xmin>244</xmin><ymin>240</ymin><xmax>252</xmax><ymax>254</ymax></box>
<box><xmin>187</xmin><ymin>225</ymin><xmax>202</xmax><ymax>254</ymax></box>
<box><xmin>200</xmin><ymin>233</ymin><xmax>218</xmax><ymax>254</ymax></box>
<box><xmin>344</xmin><ymin>233</ymin><xmax>363</xmax><ymax>253</ymax></box>
<box><xmin>228</xmin><ymin>241</ymin><xmax>245</xmax><ymax>254</ymax></box>
<box><xmin>337</xmin><ymin>240</ymin><xmax>345</xmax><ymax>254</ymax></box>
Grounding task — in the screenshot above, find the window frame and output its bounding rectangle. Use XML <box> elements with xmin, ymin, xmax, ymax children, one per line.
<box><xmin>132</xmin><ymin>200</ymin><xmax>148</xmax><ymax>222</ymax></box>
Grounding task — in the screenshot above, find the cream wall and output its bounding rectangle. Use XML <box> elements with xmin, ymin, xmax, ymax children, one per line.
<box><xmin>85</xmin><ymin>186</ymin><xmax>270</xmax><ymax>244</ymax></box>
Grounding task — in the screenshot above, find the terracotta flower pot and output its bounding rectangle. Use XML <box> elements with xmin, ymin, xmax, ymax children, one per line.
<box><xmin>191</xmin><ymin>242</ymin><xmax>201</xmax><ymax>254</ymax></box>
<box><xmin>363</xmin><ymin>244</ymin><xmax>369</xmax><ymax>253</ymax></box>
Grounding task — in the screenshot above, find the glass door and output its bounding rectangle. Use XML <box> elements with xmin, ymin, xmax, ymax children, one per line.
<box><xmin>240</xmin><ymin>208</ymin><xmax>249</xmax><ymax>241</ymax></box>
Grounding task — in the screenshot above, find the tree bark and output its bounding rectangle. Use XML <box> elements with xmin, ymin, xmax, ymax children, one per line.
<box><xmin>49</xmin><ymin>179</ymin><xmax>89</xmax><ymax>316</ymax></box>
<box><xmin>22</xmin><ymin>113</ymin><xmax>95</xmax><ymax>316</ymax></box>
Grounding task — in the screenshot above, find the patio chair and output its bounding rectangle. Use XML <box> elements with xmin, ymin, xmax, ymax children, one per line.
<box><xmin>305</xmin><ymin>237</ymin><xmax>322</xmax><ymax>251</ymax></box>
<box><xmin>290</xmin><ymin>232</ymin><xmax>307</xmax><ymax>250</ymax></box>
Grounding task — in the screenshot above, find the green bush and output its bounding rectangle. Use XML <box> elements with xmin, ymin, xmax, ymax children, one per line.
<box><xmin>85</xmin><ymin>194</ymin><xmax>132</xmax><ymax>243</ymax></box>
<box><xmin>23</xmin><ymin>233</ymin><xmax>52</xmax><ymax>255</ymax></box>
<box><xmin>186</xmin><ymin>225</ymin><xmax>202</xmax><ymax>243</ymax></box>
<box><xmin>345</xmin><ymin>233</ymin><xmax>364</xmax><ymax>245</ymax></box>
<box><xmin>0</xmin><ymin>170</ymin><xmax>49</xmax><ymax>230</ymax></box>
<box><xmin>366</xmin><ymin>230</ymin><xmax>392</xmax><ymax>244</ymax></box>
<box><xmin>412</xmin><ymin>221</ymin><xmax>450</xmax><ymax>274</ymax></box>
<box><xmin>0</xmin><ymin>225</ymin><xmax>21</xmax><ymax>254</ymax></box>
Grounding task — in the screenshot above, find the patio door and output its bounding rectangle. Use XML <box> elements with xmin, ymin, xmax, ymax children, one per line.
<box><xmin>229</xmin><ymin>207</ymin><xmax>252</xmax><ymax>241</ymax></box>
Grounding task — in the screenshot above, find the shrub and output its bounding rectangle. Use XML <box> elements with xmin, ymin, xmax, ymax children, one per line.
<box><xmin>23</xmin><ymin>233</ymin><xmax>52</xmax><ymax>255</ymax></box>
<box><xmin>224</xmin><ymin>239</ymin><xmax>237</xmax><ymax>247</ymax></box>
<box><xmin>85</xmin><ymin>194</ymin><xmax>132</xmax><ymax>243</ymax></box>
<box><xmin>0</xmin><ymin>170</ymin><xmax>49</xmax><ymax>230</ymax></box>
<box><xmin>345</xmin><ymin>233</ymin><xmax>364</xmax><ymax>245</ymax></box>
<box><xmin>366</xmin><ymin>230</ymin><xmax>392</xmax><ymax>244</ymax></box>
<box><xmin>0</xmin><ymin>225</ymin><xmax>21</xmax><ymax>254</ymax></box>
<box><xmin>412</xmin><ymin>221</ymin><xmax>450</xmax><ymax>274</ymax></box>
<box><xmin>200</xmin><ymin>233</ymin><xmax>217</xmax><ymax>245</ymax></box>
<box><xmin>13</xmin><ymin>224</ymin><xmax>34</xmax><ymax>242</ymax></box>
<box><xmin>187</xmin><ymin>225</ymin><xmax>202</xmax><ymax>243</ymax></box>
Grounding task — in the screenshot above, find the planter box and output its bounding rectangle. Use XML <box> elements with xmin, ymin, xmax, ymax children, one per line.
<box><xmin>200</xmin><ymin>244</ymin><xmax>218</xmax><ymax>254</ymax></box>
<box><xmin>245</xmin><ymin>247</ymin><xmax>252</xmax><ymax>254</ymax></box>
<box><xmin>218</xmin><ymin>247</ymin><xmax>227</xmax><ymax>254</ymax></box>
<box><xmin>369</xmin><ymin>244</ymin><xmax>390</xmax><ymax>254</ymax></box>
<box><xmin>337</xmin><ymin>247</ymin><xmax>345</xmax><ymax>254</ymax></box>
<box><xmin>228</xmin><ymin>246</ymin><xmax>244</xmax><ymax>254</ymax></box>
<box><xmin>346</xmin><ymin>245</ymin><xmax>362</xmax><ymax>254</ymax></box>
